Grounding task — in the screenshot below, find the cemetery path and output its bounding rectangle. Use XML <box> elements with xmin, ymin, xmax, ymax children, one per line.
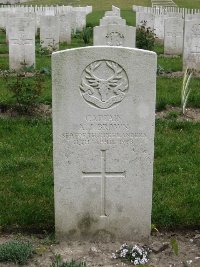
<box><xmin>0</xmin><ymin>230</ymin><xmax>200</xmax><ymax>266</ymax></box>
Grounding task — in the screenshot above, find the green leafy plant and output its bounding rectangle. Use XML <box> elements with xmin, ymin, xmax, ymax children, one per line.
<box><xmin>181</xmin><ymin>68</ymin><xmax>193</xmax><ymax>115</ymax></box>
<box><xmin>157</xmin><ymin>64</ymin><xmax>165</xmax><ymax>75</ymax></box>
<box><xmin>156</xmin><ymin>97</ymin><xmax>167</xmax><ymax>112</ymax></box>
<box><xmin>0</xmin><ymin>240</ymin><xmax>34</xmax><ymax>265</ymax></box>
<box><xmin>170</xmin><ymin>238</ymin><xmax>179</xmax><ymax>256</ymax></box>
<box><xmin>37</xmin><ymin>40</ymin><xmax>59</xmax><ymax>56</ymax></box>
<box><xmin>50</xmin><ymin>254</ymin><xmax>86</xmax><ymax>267</ymax></box>
<box><xmin>3</xmin><ymin>67</ymin><xmax>44</xmax><ymax>114</ymax></box>
<box><xmin>151</xmin><ymin>224</ymin><xmax>159</xmax><ymax>233</ymax></box>
<box><xmin>112</xmin><ymin>243</ymin><xmax>151</xmax><ymax>265</ymax></box>
<box><xmin>81</xmin><ymin>27</ymin><xmax>92</xmax><ymax>45</ymax></box>
<box><xmin>136</xmin><ymin>21</ymin><xmax>156</xmax><ymax>51</ymax></box>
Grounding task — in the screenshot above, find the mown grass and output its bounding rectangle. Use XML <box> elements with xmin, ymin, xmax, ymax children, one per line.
<box><xmin>157</xmin><ymin>77</ymin><xmax>200</xmax><ymax>110</ymax></box>
<box><xmin>174</xmin><ymin>0</ymin><xmax>200</xmax><ymax>9</ymax></box>
<box><xmin>153</xmin><ymin>119</ymin><xmax>200</xmax><ymax>228</ymax></box>
<box><xmin>24</xmin><ymin>0</ymin><xmax>200</xmax><ymax>9</ymax></box>
<box><xmin>158</xmin><ymin>56</ymin><xmax>182</xmax><ymax>73</ymax></box>
<box><xmin>0</xmin><ymin>118</ymin><xmax>199</xmax><ymax>229</ymax></box>
<box><xmin>25</xmin><ymin>0</ymin><xmax>151</xmax><ymax>10</ymax></box>
<box><xmin>0</xmin><ymin>118</ymin><xmax>54</xmax><ymax>229</ymax></box>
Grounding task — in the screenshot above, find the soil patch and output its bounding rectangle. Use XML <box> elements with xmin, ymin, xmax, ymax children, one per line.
<box><xmin>1</xmin><ymin>104</ymin><xmax>200</xmax><ymax>123</ymax></box>
<box><xmin>156</xmin><ymin>106</ymin><xmax>200</xmax><ymax>122</ymax></box>
<box><xmin>0</xmin><ymin>231</ymin><xmax>200</xmax><ymax>266</ymax></box>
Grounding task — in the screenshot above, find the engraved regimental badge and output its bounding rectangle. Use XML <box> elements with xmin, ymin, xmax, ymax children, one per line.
<box><xmin>80</xmin><ymin>60</ymin><xmax>129</xmax><ymax>109</ymax></box>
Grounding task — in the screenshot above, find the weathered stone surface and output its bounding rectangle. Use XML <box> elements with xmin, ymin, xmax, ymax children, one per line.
<box><xmin>164</xmin><ymin>17</ymin><xmax>184</xmax><ymax>55</ymax></box>
<box><xmin>100</xmin><ymin>16</ymin><xmax>126</xmax><ymax>26</ymax></box>
<box><xmin>183</xmin><ymin>19</ymin><xmax>200</xmax><ymax>70</ymax></box>
<box><xmin>154</xmin><ymin>14</ymin><xmax>166</xmax><ymax>40</ymax></box>
<box><xmin>93</xmin><ymin>24</ymin><xmax>136</xmax><ymax>47</ymax></box>
<box><xmin>40</xmin><ymin>15</ymin><xmax>59</xmax><ymax>50</ymax></box>
<box><xmin>59</xmin><ymin>13</ymin><xmax>72</xmax><ymax>43</ymax></box>
<box><xmin>105</xmin><ymin>5</ymin><xmax>120</xmax><ymax>17</ymax></box>
<box><xmin>9</xmin><ymin>17</ymin><xmax>35</xmax><ymax>70</ymax></box>
<box><xmin>136</xmin><ymin>12</ymin><xmax>155</xmax><ymax>31</ymax></box>
<box><xmin>52</xmin><ymin>46</ymin><xmax>156</xmax><ymax>241</ymax></box>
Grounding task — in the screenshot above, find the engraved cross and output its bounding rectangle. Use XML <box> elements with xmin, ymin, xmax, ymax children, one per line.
<box><xmin>82</xmin><ymin>149</ymin><xmax>125</xmax><ymax>217</ymax></box>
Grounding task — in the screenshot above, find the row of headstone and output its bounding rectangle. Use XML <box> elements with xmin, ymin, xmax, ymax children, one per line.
<box><xmin>134</xmin><ymin>5</ymin><xmax>200</xmax><ymax>70</ymax></box>
<box><xmin>151</xmin><ymin>0</ymin><xmax>177</xmax><ymax>7</ymax></box>
<box><xmin>0</xmin><ymin>0</ymin><xmax>30</xmax><ymax>4</ymax></box>
<box><xmin>4</xmin><ymin>6</ymin><xmax>92</xmax><ymax>70</ymax></box>
<box><xmin>94</xmin><ymin>6</ymin><xmax>136</xmax><ymax>48</ymax></box>
<box><xmin>0</xmin><ymin>5</ymin><xmax>92</xmax><ymax>32</ymax></box>
<box><xmin>133</xmin><ymin>5</ymin><xmax>200</xmax><ymax>16</ymax></box>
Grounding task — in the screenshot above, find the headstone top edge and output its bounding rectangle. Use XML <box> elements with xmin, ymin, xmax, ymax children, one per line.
<box><xmin>52</xmin><ymin>46</ymin><xmax>157</xmax><ymax>57</ymax></box>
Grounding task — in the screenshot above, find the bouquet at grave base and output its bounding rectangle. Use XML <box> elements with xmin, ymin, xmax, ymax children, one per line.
<box><xmin>112</xmin><ymin>243</ymin><xmax>151</xmax><ymax>265</ymax></box>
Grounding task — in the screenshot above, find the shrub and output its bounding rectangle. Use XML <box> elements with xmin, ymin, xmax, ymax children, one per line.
<box><xmin>136</xmin><ymin>21</ymin><xmax>156</xmax><ymax>51</ymax></box>
<box><xmin>81</xmin><ymin>27</ymin><xmax>92</xmax><ymax>45</ymax></box>
<box><xmin>0</xmin><ymin>240</ymin><xmax>33</xmax><ymax>265</ymax></box>
<box><xmin>37</xmin><ymin>40</ymin><xmax>59</xmax><ymax>56</ymax></box>
<box><xmin>156</xmin><ymin>97</ymin><xmax>167</xmax><ymax>112</ymax></box>
<box><xmin>3</xmin><ymin>67</ymin><xmax>45</xmax><ymax>114</ymax></box>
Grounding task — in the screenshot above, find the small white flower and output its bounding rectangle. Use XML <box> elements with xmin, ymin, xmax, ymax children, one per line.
<box><xmin>112</xmin><ymin>253</ymin><xmax>117</xmax><ymax>259</ymax></box>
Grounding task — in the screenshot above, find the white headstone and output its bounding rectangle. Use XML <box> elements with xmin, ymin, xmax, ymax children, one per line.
<box><xmin>105</xmin><ymin>5</ymin><xmax>120</xmax><ymax>17</ymax></box>
<box><xmin>185</xmin><ymin>13</ymin><xmax>200</xmax><ymax>20</ymax></box>
<box><xmin>154</xmin><ymin>14</ymin><xmax>165</xmax><ymax>40</ymax></box>
<box><xmin>40</xmin><ymin>15</ymin><xmax>59</xmax><ymax>50</ymax></box>
<box><xmin>0</xmin><ymin>10</ymin><xmax>8</xmax><ymax>29</ymax></box>
<box><xmin>59</xmin><ymin>13</ymin><xmax>72</xmax><ymax>44</ymax></box>
<box><xmin>52</xmin><ymin>46</ymin><xmax>157</xmax><ymax>241</ymax></box>
<box><xmin>164</xmin><ymin>17</ymin><xmax>184</xmax><ymax>55</ymax></box>
<box><xmin>100</xmin><ymin>16</ymin><xmax>126</xmax><ymax>26</ymax></box>
<box><xmin>75</xmin><ymin>11</ymin><xmax>87</xmax><ymax>32</ymax></box>
<box><xmin>154</xmin><ymin>13</ymin><xmax>182</xmax><ymax>41</ymax></box>
<box><xmin>94</xmin><ymin>24</ymin><xmax>136</xmax><ymax>47</ymax></box>
<box><xmin>183</xmin><ymin>19</ymin><xmax>200</xmax><ymax>70</ymax></box>
<box><xmin>9</xmin><ymin>17</ymin><xmax>35</xmax><ymax>70</ymax></box>
<box><xmin>136</xmin><ymin>12</ymin><xmax>155</xmax><ymax>31</ymax></box>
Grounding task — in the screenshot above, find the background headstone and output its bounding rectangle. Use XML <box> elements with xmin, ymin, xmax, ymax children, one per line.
<box><xmin>40</xmin><ymin>15</ymin><xmax>59</xmax><ymax>50</ymax></box>
<box><xmin>59</xmin><ymin>13</ymin><xmax>72</xmax><ymax>44</ymax></box>
<box><xmin>164</xmin><ymin>17</ymin><xmax>184</xmax><ymax>55</ymax></box>
<box><xmin>183</xmin><ymin>19</ymin><xmax>200</xmax><ymax>70</ymax></box>
<box><xmin>9</xmin><ymin>17</ymin><xmax>35</xmax><ymax>70</ymax></box>
<box><xmin>136</xmin><ymin>12</ymin><xmax>155</xmax><ymax>31</ymax></box>
<box><xmin>94</xmin><ymin>24</ymin><xmax>136</xmax><ymax>47</ymax></box>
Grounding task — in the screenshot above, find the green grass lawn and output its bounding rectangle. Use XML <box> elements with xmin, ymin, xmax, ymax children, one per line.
<box><xmin>0</xmin><ymin>118</ymin><xmax>199</xmax><ymax>230</ymax></box>
<box><xmin>24</xmin><ymin>0</ymin><xmax>200</xmax><ymax>9</ymax></box>
<box><xmin>0</xmin><ymin>118</ymin><xmax>54</xmax><ymax>230</ymax></box>
<box><xmin>174</xmin><ymin>0</ymin><xmax>200</xmax><ymax>9</ymax></box>
<box><xmin>25</xmin><ymin>0</ymin><xmax>151</xmax><ymax>10</ymax></box>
